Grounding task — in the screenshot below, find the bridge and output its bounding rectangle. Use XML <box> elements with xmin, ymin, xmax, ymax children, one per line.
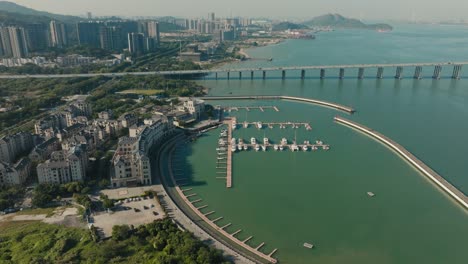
<box><xmin>0</xmin><ymin>61</ymin><xmax>465</xmax><ymax>80</ymax></box>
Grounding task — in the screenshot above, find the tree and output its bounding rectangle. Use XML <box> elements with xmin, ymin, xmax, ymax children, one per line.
<box><xmin>112</xmin><ymin>225</ymin><xmax>131</xmax><ymax>241</ymax></box>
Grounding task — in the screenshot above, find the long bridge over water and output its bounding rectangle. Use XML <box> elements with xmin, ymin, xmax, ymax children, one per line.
<box><xmin>0</xmin><ymin>61</ymin><xmax>466</xmax><ymax>80</ymax></box>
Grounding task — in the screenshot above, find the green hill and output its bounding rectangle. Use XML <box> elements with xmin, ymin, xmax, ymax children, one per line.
<box><xmin>305</xmin><ymin>14</ymin><xmax>393</xmax><ymax>31</ymax></box>
<box><xmin>272</xmin><ymin>22</ymin><xmax>309</xmax><ymax>31</ymax></box>
<box><xmin>0</xmin><ymin>1</ymin><xmax>82</xmax><ymax>23</ymax></box>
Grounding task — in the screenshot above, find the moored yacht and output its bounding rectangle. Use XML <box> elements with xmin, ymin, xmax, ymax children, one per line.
<box><xmin>243</xmin><ymin>121</ymin><xmax>248</xmax><ymax>128</ymax></box>
<box><xmin>263</xmin><ymin>137</ymin><xmax>269</xmax><ymax>145</ymax></box>
<box><xmin>281</xmin><ymin>138</ymin><xmax>288</xmax><ymax>145</ymax></box>
<box><xmin>261</xmin><ymin>145</ymin><xmax>267</xmax><ymax>151</ymax></box>
<box><xmin>274</xmin><ymin>144</ymin><xmax>279</xmax><ymax>151</ymax></box>
<box><xmin>250</xmin><ymin>137</ymin><xmax>257</xmax><ymax>145</ymax></box>
<box><xmin>257</xmin><ymin>122</ymin><xmax>263</xmax><ymax>129</ymax></box>
<box><xmin>243</xmin><ymin>144</ymin><xmax>249</xmax><ymax>151</ymax></box>
<box><xmin>255</xmin><ymin>144</ymin><xmax>260</xmax><ymax>151</ymax></box>
<box><xmin>302</xmin><ymin>145</ymin><xmax>308</xmax><ymax>151</ymax></box>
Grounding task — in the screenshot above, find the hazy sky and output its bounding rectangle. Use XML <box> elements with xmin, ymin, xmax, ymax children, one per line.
<box><xmin>9</xmin><ymin>0</ymin><xmax>468</xmax><ymax>21</ymax></box>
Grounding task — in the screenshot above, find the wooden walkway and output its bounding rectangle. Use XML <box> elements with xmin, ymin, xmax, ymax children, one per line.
<box><xmin>335</xmin><ymin>116</ymin><xmax>468</xmax><ymax>209</ymax></box>
<box><xmin>225</xmin><ymin>106</ymin><xmax>280</xmax><ymax>112</ymax></box>
<box><xmin>224</xmin><ymin>119</ymin><xmax>233</xmax><ymax>188</ymax></box>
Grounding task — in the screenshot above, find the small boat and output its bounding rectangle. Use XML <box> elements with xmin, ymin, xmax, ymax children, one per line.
<box><xmin>243</xmin><ymin>145</ymin><xmax>249</xmax><ymax>151</ymax></box>
<box><xmin>268</xmin><ymin>123</ymin><xmax>273</xmax><ymax>129</ymax></box>
<box><xmin>216</xmin><ymin>147</ymin><xmax>226</xmax><ymax>151</ymax></box>
<box><xmin>231</xmin><ymin>145</ymin><xmax>237</xmax><ymax>152</ymax></box>
<box><xmin>238</xmin><ymin>145</ymin><xmax>243</xmax><ymax>151</ymax></box>
<box><xmin>257</xmin><ymin>122</ymin><xmax>263</xmax><ymax>129</ymax></box>
<box><xmin>217</xmin><ymin>157</ymin><xmax>226</xmax><ymax>160</ymax></box>
<box><xmin>305</xmin><ymin>124</ymin><xmax>312</xmax><ymax>131</ymax></box>
<box><xmin>279</xmin><ymin>145</ymin><xmax>284</xmax><ymax>151</ymax></box>
<box><xmin>367</xmin><ymin>192</ymin><xmax>375</xmax><ymax>197</ymax></box>
<box><xmin>243</xmin><ymin>122</ymin><xmax>248</xmax><ymax>128</ymax></box>
<box><xmin>290</xmin><ymin>144</ymin><xmax>299</xmax><ymax>152</ymax></box>
<box><xmin>250</xmin><ymin>137</ymin><xmax>257</xmax><ymax>145</ymax></box>
<box><xmin>262</xmin><ymin>145</ymin><xmax>267</xmax><ymax>151</ymax></box>
<box><xmin>303</xmin><ymin>243</ymin><xmax>314</xmax><ymax>249</ymax></box>
<box><xmin>323</xmin><ymin>145</ymin><xmax>330</xmax><ymax>151</ymax></box>
<box><xmin>274</xmin><ymin>145</ymin><xmax>279</xmax><ymax>151</ymax></box>
<box><xmin>302</xmin><ymin>145</ymin><xmax>308</xmax><ymax>151</ymax></box>
<box><xmin>281</xmin><ymin>138</ymin><xmax>288</xmax><ymax>145</ymax></box>
<box><xmin>263</xmin><ymin>138</ymin><xmax>269</xmax><ymax>145</ymax></box>
<box><xmin>255</xmin><ymin>144</ymin><xmax>260</xmax><ymax>151</ymax></box>
<box><xmin>312</xmin><ymin>146</ymin><xmax>318</xmax><ymax>151</ymax></box>
<box><xmin>316</xmin><ymin>140</ymin><xmax>323</xmax><ymax>145</ymax></box>
<box><xmin>304</xmin><ymin>140</ymin><xmax>310</xmax><ymax>145</ymax></box>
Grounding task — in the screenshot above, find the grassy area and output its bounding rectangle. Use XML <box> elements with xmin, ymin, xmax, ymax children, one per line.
<box><xmin>0</xmin><ymin>218</ymin><xmax>230</xmax><ymax>263</ymax></box>
<box><xmin>14</xmin><ymin>207</ymin><xmax>57</xmax><ymax>217</ymax></box>
<box><xmin>117</xmin><ymin>89</ymin><xmax>165</xmax><ymax>96</ymax></box>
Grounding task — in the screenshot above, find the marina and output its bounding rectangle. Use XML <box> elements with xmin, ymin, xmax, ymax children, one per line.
<box><xmin>236</xmin><ymin>121</ymin><xmax>313</xmax><ymax>130</ymax></box>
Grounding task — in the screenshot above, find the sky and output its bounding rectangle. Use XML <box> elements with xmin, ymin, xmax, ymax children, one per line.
<box><xmin>8</xmin><ymin>0</ymin><xmax>468</xmax><ymax>21</ymax></box>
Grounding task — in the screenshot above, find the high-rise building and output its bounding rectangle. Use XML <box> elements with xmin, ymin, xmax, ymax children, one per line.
<box><xmin>49</xmin><ymin>21</ymin><xmax>68</xmax><ymax>48</ymax></box>
<box><xmin>77</xmin><ymin>22</ymin><xmax>101</xmax><ymax>48</ymax></box>
<box><xmin>87</xmin><ymin>12</ymin><xmax>92</xmax><ymax>20</ymax></box>
<box><xmin>0</xmin><ymin>27</ymin><xmax>29</xmax><ymax>58</ymax></box>
<box><xmin>146</xmin><ymin>21</ymin><xmax>160</xmax><ymax>45</ymax></box>
<box><xmin>106</xmin><ymin>20</ymin><xmax>138</xmax><ymax>48</ymax></box>
<box><xmin>128</xmin><ymin>32</ymin><xmax>145</xmax><ymax>54</ymax></box>
<box><xmin>100</xmin><ymin>26</ymin><xmax>123</xmax><ymax>51</ymax></box>
<box><xmin>24</xmin><ymin>23</ymin><xmax>48</xmax><ymax>51</ymax></box>
<box><xmin>209</xmin><ymin>12</ymin><xmax>215</xmax><ymax>21</ymax></box>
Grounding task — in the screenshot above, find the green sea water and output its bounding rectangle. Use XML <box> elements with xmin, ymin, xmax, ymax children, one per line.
<box><xmin>172</xmin><ymin>24</ymin><xmax>468</xmax><ymax>263</ymax></box>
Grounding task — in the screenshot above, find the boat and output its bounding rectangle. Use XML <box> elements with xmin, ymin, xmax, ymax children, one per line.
<box><xmin>238</xmin><ymin>145</ymin><xmax>243</xmax><ymax>151</ymax></box>
<box><xmin>231</xmin><ymin>145</ymin><xmax>237</xmax><ymax>152</ymax></box>
<box><xmin>257</xmin><ymin>122</ymin><xmax>263</xmax><ymax>129</ymax></box>
<box><xmin>316</xmin><ymin>140</ymin><xmax>323</xmax><ymax>145</ymax></box>
<box><xmin>231</xmin><ymin>138</ymin><xmax>237</xmax><ymax>152</ymax></box>
<box><xmin>232</xmin><ymin>119</ymin><xmax>237</xmax><ymax>130</ymax></box>
<box><xmin>290</xmin><ymin>144</ymin><xmax>299</xmax><ymax>152</ymax></box>
<box><xmin>217</xmin><ymin>157</ymin><xmax>226</xmax><ymax>160</ymax></box>
<box><xmin>279</xmin><ymin>145</ymin><xmax>284</xmax><ymax>151</ymax></box>
<box><xmin>243</xmin><ymin>122</ymin><xmax>248</xmax><ymax>128</ymax></box>
<box><xmin>262</xmin><ymin>145</ymin><xmax>267</xmax><ymax>151</ymax></box>
<box><xmin>304</xmin><ymin>140</ymin><xmax>310</xmax><ymax>145</ymax></box>
<box><xmin>281</xmin><ymin>138</ymin><xmax>288</xmax><ymax>145</ymax></box>
<box><xmin>312</xmin><ymin>146</ymin><xmax>318</xmax><ymax>151</ymax></box>
<box><xmin>274</xmin><ymin>145</ymin><xmax>279</xmax><ymax>151</ymax></box>
<box><xmin>303</xmin><ymin>242</ymin><xmax>314</xmax><ymax>249</ymax></box>
<box><xmin>255</xmin><ymin>144</ymin><xmax>260</xmax><ymax>152</ymax></box>
<box><xmin>302</xmin><ymin>145</ymin><xmax>308</xmax><ymax>151</ymax></box>
<box><xmin>305</xmin><ymin>124</ymin><xmax>312</xmax><ymax>131</ymax></box>
<box><xmin>250</xmin><ymin>137</ymin><xmax>257</xmax><ymax>145</ymax></box>
<box><xmin>220</xmin><ymin>131</ymin><xmax>227</xmax><ymax>137</ymax></box>
<box><xmin>243</xmin><ymin>145</ymin><xmax>249</xmax><ymax>151</ymax></box>
<box><xmin>216</xmin><ymin>147</ymin><xmax>226</xmax><ymax>151</ymax></box>
<box><xmin>263</xmin><ymin>137</ymin><xmax>269</xmax><ymax>145</ymax></box>
<box><xmin>323</xmin><ymin>145</ymin><xmax>330</xmax><ymax>151</ymax></box>
<box><xmin>367</xmin><ymin>192</ymin><xmax>375</xmax><ymax>197</ymax></box>
<box><xmin>268</xmin><ymin>123</ymin><xmax>273</xmax><ymax>129</ymax></box>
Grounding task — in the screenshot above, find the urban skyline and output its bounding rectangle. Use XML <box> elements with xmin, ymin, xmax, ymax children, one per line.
<box><xmin>8</xmin><ymin>0</ymin><xmax>468</xmax><ymax>22</ymax></box>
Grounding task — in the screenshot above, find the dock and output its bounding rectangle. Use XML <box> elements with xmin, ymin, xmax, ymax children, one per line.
<box><xmin>225</xmin><ymin>106</ymin><xmax>280</xmax><ymax>112</ymax></box>
<box><xmin>256</xmin><ymin>242</ymin><xmax>265</xmax><ymax>251</ymax></box>
<box><xmin>335</xmin><ymin>116</ymin><xmax>468</xmax><ymax>210</ymax></box>
<box><xmin>240</xmin><ymin>121</ymin><xmax>312</xmax><ymax>130</ymax></box>
<box><xmin>224</xmin><ymin>119</ymin><xmax>233</xmax><ymax>188</ymax></box>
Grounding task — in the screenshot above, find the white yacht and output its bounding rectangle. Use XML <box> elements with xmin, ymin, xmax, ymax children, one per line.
<box><xmin>302</xmin><ymin>145</ymin><xmax>308</xmax><ymax>151</ymax></box>
<box><xmin>261</xmin><ymin>145</ymin><xmax>267</xmax><ymax>151</ymax></box>
<box><xmin>243</xmin><ymin>121</ymin><xmax>248</xmax><ymax>128</ymax></box>
<box><xmin>281</xmin><ymin>138</ymin><xmax>288</xmax><ymax>145</ymax></box>
<box><xmin>216</xmin><ymin>147</ymin><xmax>226</xmax><ymax>151</ymax></box>
<box><xmin>243</xmin><ymin>144</ymin><xmax>249</xmax><ymax>151</ymax></box>
<box><xmin>312</xmin><ymin>146</ymin><xmax>318</xmax><ymax>151</ymax></box>
<box><xmin>257</xmin><ymin>122</ymin><xmax>263</xmax><ymax>129</ymax></box>
<box><xmin>250</xmin><ymin>137</ymin><xmax>257</xmax><ymax>145</ymax></box>
<box><xmin>279</xmin><ymin>145</ymin><xmax>284</xmax><ymax>151</ymax></box>
<box><xmin>316</xmin><ymin>140</ymin><xmax>323</xmax><ymax>145</ymax></box>
<box><xmin>274</xmin><ymin>145</ymin><xmax>279</xmax><ymax>151</ymax></box>
<box><xmin>263</xmin><ymin>137</ymin><xmax>269</xmax><ymax>145</ymax></box>
<box><xmin>255</xmin><ymin>144</ymin><xmax>260</xmax><ymax>152</ymax></box>
<box><xmin>304</xmin><ymin>140</ymin><xmax>310</xmax><ymax>145</ymax></box>
<box><xmin>323</xmin><ymin>145</ymin><xmax>330</xmax><ymax>151</ymax></box>
<box><xmin>231</xmin><ymin>138</ymin><xmax>237</xmax><ymax>152</ymax></box>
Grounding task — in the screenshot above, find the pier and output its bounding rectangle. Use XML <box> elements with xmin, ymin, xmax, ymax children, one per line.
<box><xmin>334</xmin><ymin>116</ymin><xmax>468</xmax><ymax>209</ymax></box>
<box><xmin>239</xmin><ymin>121</ymin><xmax>312</xmax><ymax>130</ymax></box>
<box><xmin>224</xmin><ymin>119</ymin><xmax>233</xmax><ymax>188</ymax></box>
<box><xmin>224</xmin><ymin>106</ymin><xmax>280</xmax><ymax>112</ymax></box>
<box><xmin>168</xmin><ymin>148</ymin><xmax>278</xmax><ymax>263</ymax></box>
<box><xmin>200</xmin><ymin>95</ymin><xmax>355</xmax><ymax>114</ymax></box>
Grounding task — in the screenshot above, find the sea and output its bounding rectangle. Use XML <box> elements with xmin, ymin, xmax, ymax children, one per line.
<box><xmin>170</xmin><ymin>23</ymin><xmax>468</xmax><ymax>263</ymax></box>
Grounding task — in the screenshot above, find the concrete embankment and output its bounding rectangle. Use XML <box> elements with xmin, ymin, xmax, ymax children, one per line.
<box><xmin>334</xmin><ymin>116</ymin><xmax>468</xmax><ymax>210</ymax></box>
<box><xmin>200</xmin><ymin>95</ymin><xmax>355</xmax><ymax>114</ymax></box>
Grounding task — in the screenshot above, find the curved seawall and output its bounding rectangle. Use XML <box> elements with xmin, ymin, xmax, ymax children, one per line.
<box><xmin>200</xmin><ymin>95</ymin><xmax>355</xmax><ymax>114</ymax></box>
<box><xmin>334</xmin><ymin>116</ymin><xmax>468</xmax><ymax>210</ymax></box>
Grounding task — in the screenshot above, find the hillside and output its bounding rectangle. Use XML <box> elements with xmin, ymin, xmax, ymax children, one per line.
<box><xmin>0</xmin><ymin>1</ymin><xmax>82</xmax><ymax>23</ymax></box>
<box><xmin>272</xmin><ymin>22</ymin><xmax>309</xmax><ymax>31</ymax></box>
<box><xmin>305</xmin><ymin>14</ymin><xmax>393</xmax><ymax>31</ymax></box>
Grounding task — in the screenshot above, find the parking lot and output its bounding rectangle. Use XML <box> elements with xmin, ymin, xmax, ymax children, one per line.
<box><xmin>92</xmin><ymin>196</ymin><xmax>165</xmax><ymax>238</ymax></box>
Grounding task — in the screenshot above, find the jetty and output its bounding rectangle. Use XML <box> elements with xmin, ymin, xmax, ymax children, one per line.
<box><xmin>200</xmin><ymin>95</ymin><xmax>355</xmax><ymax>114</ymax></box>
<box><xmin>223</xmin><ymin>119</ymin><xmax>233</xmax><ymax>188</ymax></box>
<box><xmin>334</xmin><ymin>116</ymin><xmax>468</xmax><ymax>210</ymax></box>
<box><xmin>225</xmin><ymin>106</ymin><xmax>280</xmax><ymax>112</ymax></box>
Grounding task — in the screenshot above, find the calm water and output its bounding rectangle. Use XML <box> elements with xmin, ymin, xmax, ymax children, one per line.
<box><xmin>174</xmin><ymin>24</ymin><xmax>468</xmax><ymax>263</ymax></box>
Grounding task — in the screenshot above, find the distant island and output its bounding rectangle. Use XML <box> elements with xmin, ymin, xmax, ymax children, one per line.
<box><xmin>304</xmin><ymin>14</ymin><xmax>393</xmax><ymax>31</ymax></box>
